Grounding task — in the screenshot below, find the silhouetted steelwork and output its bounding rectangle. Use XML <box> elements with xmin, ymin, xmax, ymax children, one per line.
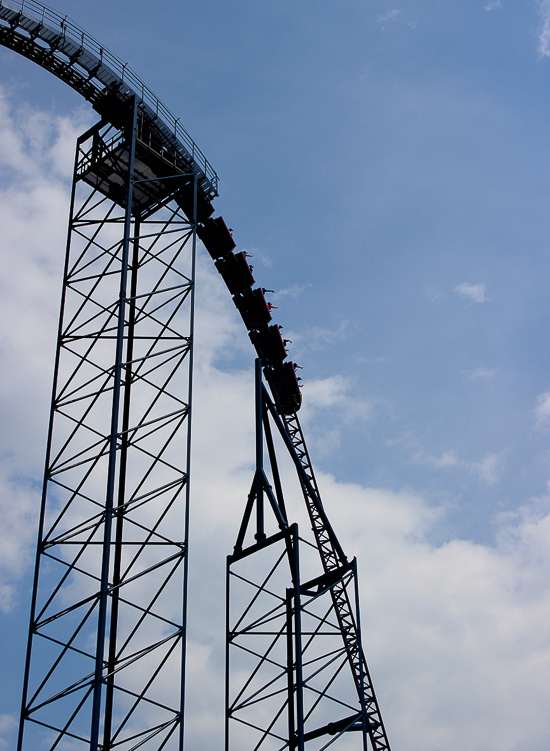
<box><xmin>226</xmin><ymin>362</ymin><xmax>391</xmax><ymax>751</ymax></box>
<box><xmin>18</xmin><ymin>100</ymin><xmax>200</xmax><ymax>751</ymax></box>
<box><xmin>1</xmin><ymin>3</ymin><xmax>393</xmax><ymax>750</ymax></box>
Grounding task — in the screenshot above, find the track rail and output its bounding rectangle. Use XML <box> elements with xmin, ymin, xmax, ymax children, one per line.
<box><xmin>281</xmin><ymin>413</ymin><xmax>392</xmax><ymax>751</ymax></box>
<box><xmin>0</xmin><ymin>0</ymin><xmax>218</xmax><ymax>197</ymax></box>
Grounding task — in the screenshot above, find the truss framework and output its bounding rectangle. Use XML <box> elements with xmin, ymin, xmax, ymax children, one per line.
<box><xmin>226</xmin><ymin>362</ymin><xmax>391</xmax><ymax>751</ymax></box>
<box><xmin>18</xmin><ymin>103</ymin><xmax>198</xmax><ymax>751</ymax></box>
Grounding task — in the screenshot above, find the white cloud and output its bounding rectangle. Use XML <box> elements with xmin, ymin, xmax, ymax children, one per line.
<box><xmin>377</xmin><ymin>7</ymin><xmax>417</xmax><ymax>29</ymax></box>
<box><xmin>454</xmin><ymin>282</ymin><xmax>489</xmax><ymax>303</ymax></box>
<box><xmin>0</xmin><ymin>467</ymin><xmax>41</xmax><ymax>613</ymax></box>
<box><xmin>328</xmin><ymin>480</ymin><xmax>550</xmax><ymax>751</ymax></box>
<box><xmin>485</xmin><ymin>1</ymin><xmax>502</xmax><ymax>10</ymax></box>
<box><xmin>287</xmin><ymin>319</ymin><xmax>349</xmax><ymax>353</ymax></box>
<box><xmin>467</xmin><ymin>367</ymin><xmax>497</xmax><ymax>379</ymax></box>
<box><xmin>297</xmin><ymin>374</ymin><xmax>374</xmax><ymax>456</ymax></box>
<box><xmin>432</xmin><ymin>449</ymin><xmax>461</xmax><ymax>468</ymax></box>
<box><xmin>272</xmin><ymin>281</ymin><xmax>312</xmax><ymax>299</ymax></box>
<box><xmin>389</xmin><ymin>432</ymin><xmax>504</xmax><ymax>484</ymax></box>
<box><xmin>472</xmin><ymin>451</ymin><xmax>503</xmax><ymax>484</ymax></box>
<box><xmin>0</xmin><ymin>90</ymin><xmax>95</xmax><ymax>613</ymax></box>
<box><xmin>378</xmin><ymin>9</ymin><xmax>402</xmax><ymax>23</ymax></box>
<box><xmin>388</xmin><ymin>431</ymin><xmax>458</xmax><ymax>469</ymax></box>
<box><xmin>538</xmin><ymin>1</ymin><xmax>550</xmax><ymax>56</ymax></box>
<box><xmin>424</xmin><ymin>285</ymin><xmax>445</xmax><ymax>301</ymax></box>
<box><xmin>0</xmin><ymin>715</ymin><xmax>17</xmax><ymax>751</ymax></box>
<box><xmin>534</xmin><ymin>390</ymin><xmax>550</xmax><ymax>426</ymax></box>
<box><xmin>301</xmin><ymin>374</ymin><xmax>373</xmax><ymax>420</ymax></box>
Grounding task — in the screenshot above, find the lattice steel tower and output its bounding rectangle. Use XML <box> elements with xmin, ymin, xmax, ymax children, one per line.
<box><xmin>0</xmin><ymin>2</ymin><xmax>392</xmax><ymax>751</ymax></box>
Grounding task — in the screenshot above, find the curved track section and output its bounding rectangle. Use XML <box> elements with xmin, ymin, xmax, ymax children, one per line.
<box><xmin>0</xmin><ymin>0</ymin><xmax>217</xmax><ymax>196</ymax></box>
<box><xmin>0</xmin><ymin>0</ymin><xmax>303</xmax><ymax>415</ymax></box>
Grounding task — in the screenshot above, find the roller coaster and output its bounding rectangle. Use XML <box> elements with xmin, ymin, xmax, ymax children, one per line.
<box><xmin>0</xmin><ymin>2</ymin><xmax>393</xmax><ymax>750</ymax></box>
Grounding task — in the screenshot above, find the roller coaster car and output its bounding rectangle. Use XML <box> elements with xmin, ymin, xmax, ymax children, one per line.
<box><xmin>233</xmin><ymin>287</ymin><xmax>272</xmax><ymax>330</ymax></box>
<box><xmin>174</xmin><ymin>178</ymin><xmax>214</xmax><ymax>224</ymax></box>
<box><xmin>249</xmin><ymin>324</ymin><xmax>287</xmax><ymax>364</ymax></box>
<box><xmin>93</xmin><ymin>86</ymin><xmax>134</xmax><ymax>131</ymax></box>
<box><xmin>197</xmin><ymin>216</ymin><xmax>236</xmax><ymax>259</ymax></box>
<box><xmin>215</xmin><ymin>251</ymin><xmax>255</xmax><ymax>296</ymax></box>
<box><xmin>263</xmin><ymin>361</ymin><xmax>302</xmax><ymax>415</ymax></box>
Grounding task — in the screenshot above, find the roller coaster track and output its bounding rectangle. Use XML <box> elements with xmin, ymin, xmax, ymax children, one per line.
<box><xmin>0</xmin><ymin>0</ymin><xmax>218</xmax><ymax>197</ymax></box>
<box><xmin>1</xmin><ymin>2</ymin><xmax>392</xmax><ymax>750</ymax></box>
<box><xmin>280</xmin><ymin>412</ymin><xmax>391</xmax><ymax>751</ymax></box>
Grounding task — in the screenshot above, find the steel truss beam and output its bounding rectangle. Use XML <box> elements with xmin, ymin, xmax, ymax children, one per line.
<box><xmin>226</xmin><ymin>362</ymin><xmax>391</xmax><ymax>751</ymax></box>
<box><xmin>18</xmin><ymin>101</ymin><xmax>198</xmax><ymax>751</ymax></box>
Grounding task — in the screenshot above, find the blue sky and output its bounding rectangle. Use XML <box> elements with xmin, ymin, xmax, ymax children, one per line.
<box><xmin>1</xmin><ymin>1</ymin><xmax>550</xmax><ymax>750</ymax></box>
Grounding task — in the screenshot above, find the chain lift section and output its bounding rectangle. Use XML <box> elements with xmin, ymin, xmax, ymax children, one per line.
<box><xmin>226</xmin><ymin>362</ymin><xmax>391</xmax><ymax>751</ymax></box>
<box><xmin>18</xmin><ymin>98</ymin><xmax>200</xmax><ymax>751</ymax></box>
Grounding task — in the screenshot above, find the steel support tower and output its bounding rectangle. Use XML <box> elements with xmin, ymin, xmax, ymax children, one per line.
<box><xmin>18</xmin><ymin>100</ymin><xmax>203</xmax><ymax>750</ymax></box>
<box><xmin>226</xmin><ymin>362</ymin><xmax>391</xmax><ymax>751</ymax></box>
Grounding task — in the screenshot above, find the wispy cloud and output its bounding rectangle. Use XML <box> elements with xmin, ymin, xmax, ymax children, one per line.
<box><xmin>388</xmin><ymin>432</ymin><xmax>462</xmax><ymax>470</ymax></box>
<box><xmin>431</xmin><ymin>450</ymin><xmax>462</xmax><ymax>468</ymax></box>
<box><xmin>472</xmin><ymin>451</ymin><xmax>503</xmax><ymax>485</ymax></box>
<box><xmin>302</xmin><ymin>375</ymin><xmax>373</xmax><ymax>421</ymax></box>
<box><xmin>485</xmin><ymin>1</ymin><xmax>502</xmax><ymax>10</ymax></box>
<box><xmin>466</xmin><ymin>367</ymin><xmax>497</xmax><ymax>380</ymax></box>
<box><xmin>454</xmin><ymin>282</ymin><xmax>489</xmax><ymax>303</ymax></box>
<box><xmin>534</xmin><ymin>390</ymin><xmax>550</xmax><ymax>426</ymax></box>
<box><xmin>538</xmin><ymin>1</ymin><xmax>550</xmax><ymax>56</ymax></box>
<box><xmin>378</xmin><ymin>9</ymin><xmax>401</xmax><ymax>23</ymax></box>
<box><xmin>287</xmin><ymin>320</ymin><xmax>349</xmax><ymax>352</ymax></box>
<box><xmin>377</xmin><ymin>8</ymin><xmax>417</xmax><ymax>29</ymax></box>
<box><xmin>273</xmin><ymin>282</ymin><xmax>312</xmax><ymax>299</ymax></box>
<box><xmin>389</xmin><ymin>432</ymin><xmax>504</xmax><ymax>483</ymax></box>
<box><xmin>296</xmin><ymin>374</ymin><xmax>374</xmax><ymax>457</ymax></box>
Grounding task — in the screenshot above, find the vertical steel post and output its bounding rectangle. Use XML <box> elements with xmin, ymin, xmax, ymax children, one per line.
<box><xmin>291</xmin><ymin>524</ymin><xmax>305</xmax><ymax>751</ymax></box>
<box><xmin>102</xmin><ymin>216</ymin><xmax>141</xmax><ymax>750</ymax></box>
<box><xmin>286</xmin><ymin>590</ymin><xmax>295</xmax><ymax>748</ymax></box>
<box><xmin>179</xmin><ymin>171</ymin><xmax>199</xmax><ymax>751</ymax></box>
<box><xmin>90</xmin><ymin>95</ymin><xmax>138</xmax><ymax>751</ymax></box>
<box><xmin>225</xmin><ymin>559</ymin><xmax>231</xmax><ymax>751</ymax></box>
<box><xmin>255</xmin><ymin>358</ymin><xmax>265</xmax><ymax>541</ymax></box>
<box><xmin>353</xmin><ymin>559</ymin><xmax>370</xmax><ymax>751</ymax></box>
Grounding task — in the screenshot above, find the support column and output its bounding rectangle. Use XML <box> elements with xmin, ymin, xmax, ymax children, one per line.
<box><xmin>90</xmin><ymin>94</ymin><xmax>138</xmax><ymax>751</ymax></box>
<box><xmin>18</xmin><ymin>112</ymin><xmax>198</xmax><ymax>751</ymax></box>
